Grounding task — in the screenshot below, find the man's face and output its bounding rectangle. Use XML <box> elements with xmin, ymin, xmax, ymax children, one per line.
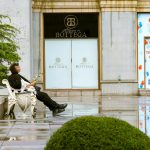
<box><xmin>15</xmin><ymin>65</ymin><xmax>21</xmax><ymax>73</ymax></box>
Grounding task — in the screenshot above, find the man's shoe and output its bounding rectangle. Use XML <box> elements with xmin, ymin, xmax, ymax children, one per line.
<box><xmin>52</xmin><ymin>108</ymin><xmax>65</xmax><ymax>116</ymax></box>
<box><xmin>59</xmin><ymin>103</ymin><xmax>68</xmax><ymax>109</ymax></box>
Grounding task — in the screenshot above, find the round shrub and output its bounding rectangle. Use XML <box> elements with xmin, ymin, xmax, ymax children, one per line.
<box><xmin>45</xmin><ymin>116</ymin><xmax>150</xmax><ymax>150</ymax></box>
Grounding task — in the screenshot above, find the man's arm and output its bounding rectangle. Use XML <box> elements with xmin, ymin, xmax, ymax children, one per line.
<box><xmin>26</xmin><ymin>81</ymin><xmax>36</xmax><ymax>87</ymax></box>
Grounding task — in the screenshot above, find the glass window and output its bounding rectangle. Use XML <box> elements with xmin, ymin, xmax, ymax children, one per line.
<box><xmin>45</xmin><ymin>39</ymin><xmax>98</xmax><ymax>89</ymax></box>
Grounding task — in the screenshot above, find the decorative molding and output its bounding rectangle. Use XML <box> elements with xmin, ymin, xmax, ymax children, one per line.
<box><xmin>32</xmin><ymin>0</ymin><xmax>99</xmax><ymax>12</ymax></box>
<box><xmin>32</xmin><ymin>0</ymin><xmax>150</xmax><ymax>12</ymax></box>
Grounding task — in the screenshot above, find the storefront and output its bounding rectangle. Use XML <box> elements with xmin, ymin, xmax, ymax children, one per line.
<box><xmin>31</xmin><ymin>0</ymin><xmax>150</xmax><ymax>96</ymax></box>
<box><xmin>44</xmin><ymin>13</ymin><xmax>99</xmax><ymax>89</ymax></box>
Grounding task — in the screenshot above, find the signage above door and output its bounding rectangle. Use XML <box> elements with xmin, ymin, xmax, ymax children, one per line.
<box><xmin>44</xmin><ymin>13</ymin><xmax>98</xmax><ymax>38</ymax></box>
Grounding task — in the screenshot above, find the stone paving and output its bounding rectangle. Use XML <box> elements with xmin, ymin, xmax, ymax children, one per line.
<box><xmin>0</xmin><ymin>96</ymin><xmax>150</xmax><ymax>150</ymax></box>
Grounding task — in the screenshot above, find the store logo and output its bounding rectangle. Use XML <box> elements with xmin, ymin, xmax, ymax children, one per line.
<box><xmin>55</xmin><ymin>57</ymin><xmax>61</xmax><ymax>63</ymax></box>
<box><xmin>76</xmin><ymin>57</ymin><xmax>94</xmax><ymax>69</ymax></box>
<box><xmin>64</xmin><ymin>15</ymin><xmax>78</xmax><ymax>29</ymax></box>
<box><xmin>49</xmin><ymin>57</ymin><xmax>67</xmax><ymax>69</ymax></box>
<box><xmin>56</xmin><ymin>15</ymin><xmax>87</xmax><ymax>38</ymax></box>
<box><xmin>82</xmin><ymin>57</ymin><xmax>87</xmax><ymax>64</ymax></box>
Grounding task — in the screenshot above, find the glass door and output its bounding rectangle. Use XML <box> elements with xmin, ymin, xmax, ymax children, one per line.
<box><xmin>145</xmin><ymin>37</ymin><xmax>150</xmax><ymax>89</ymax></box>
<box><xmin>72</xmin><ymin>39</ymin><xmax>98</xmax><ymax>88</ymax></box>
<box><xmin>45</xmin><ymin>39</ymin><xmax>72</xmax><ymax>89</ymax></box>
<box><xmin>45</xmin><ymin>39</ymin><xmax>98</xmax><ymax>89</ymax></box>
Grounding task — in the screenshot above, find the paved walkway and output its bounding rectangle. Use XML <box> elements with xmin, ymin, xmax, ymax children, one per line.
<box><xmin>0</xmin><ymin>96</ymin><xmax>150</xmax><ymax>150</ymax></box>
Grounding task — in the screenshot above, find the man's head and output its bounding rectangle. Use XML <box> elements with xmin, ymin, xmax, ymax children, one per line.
<box><xmin>9</xmin><ymin>63</ymin><xmax>21</xmax><ymax>74</ymax></box>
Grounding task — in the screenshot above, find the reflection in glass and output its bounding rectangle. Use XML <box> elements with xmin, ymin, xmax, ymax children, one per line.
<box><xmin>139</xmin><ymin>102</ymin><xmax>150</xmax><ymax>137</ymax></box>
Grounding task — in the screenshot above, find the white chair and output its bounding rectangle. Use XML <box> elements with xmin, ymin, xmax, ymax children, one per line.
<box><xmin>2</xmin><ymin>79</ymin><xmax>37</xmax><ymax>118</ymax></box>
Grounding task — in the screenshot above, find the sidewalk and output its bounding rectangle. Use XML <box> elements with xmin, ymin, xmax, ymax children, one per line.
<box><xmin>0</xmin><ymin>95</ymin><xmax>149</xmax><ymax>150</ymax></box>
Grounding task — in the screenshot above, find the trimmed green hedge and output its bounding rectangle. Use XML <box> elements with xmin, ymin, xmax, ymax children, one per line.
<box><xmin>45</xmin><ymin>116</ymin><xmax>150</xmax><ymax>150</ymax></box>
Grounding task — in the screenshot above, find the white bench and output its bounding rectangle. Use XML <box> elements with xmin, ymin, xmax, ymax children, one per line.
<box><xmin>2</xmin><ymin>79</ymin><xmax>37</xmax><ymax>118</ymax></box>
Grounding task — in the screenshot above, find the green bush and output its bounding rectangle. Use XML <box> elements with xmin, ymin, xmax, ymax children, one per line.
<box><xmin>45</xmin><ymin>116</ymin><xmax>150</xmax><ymax>150</ymax></box>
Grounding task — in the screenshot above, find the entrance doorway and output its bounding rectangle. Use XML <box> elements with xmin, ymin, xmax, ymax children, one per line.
<box><xmin>138</xmin><ymin>13</ymin><xmax>150</xmax><ymax>89</ymax></box>
<box><xmin>44</xmin><ymin>39</ymin><xmax>98</xmax><ymax>89</ymax></box>
<box><xmin>144</xmin><ymin>37</ymin><xmax>150</xmax><ymax>89</ymax></box>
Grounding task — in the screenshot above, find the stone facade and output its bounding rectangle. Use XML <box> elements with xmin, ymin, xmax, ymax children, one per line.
<box><xmin>31</xmin><ymin>0</ymin><xmax>150</xmax><ymax>95</ymax></box>
<box><xmin>0</xmin><ymin>0</ymin><xmax>32</xmax><ymax>79</ymax></box>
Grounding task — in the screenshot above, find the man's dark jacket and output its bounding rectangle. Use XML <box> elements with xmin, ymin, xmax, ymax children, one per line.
<box><xmin>8</xmin><ymin>74</ymin><xmax>40</xmax><ymax>91</ymax></box>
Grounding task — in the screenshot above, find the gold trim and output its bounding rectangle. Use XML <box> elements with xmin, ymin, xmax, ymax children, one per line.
<box><xmin>33</xmin><ymin>9</ymin><xmax>100</xmax><ymax>13</ymax></box>
<box><xmin>99</xmin><ymin>12</ymin><xmax>102</xmax><ymax>90</ymax></box>
<box><xmin>40</xmin><ymin>13</ymin><xmax>44</xmax><ymax>83</ymax></box>
<box><xmin>101</xmin><ymin>8</ymin><xmax>136</xmax><ymax>12</ymax></box>
<box><xmin>136</xmin><ymin>12</ymin><xmax>138</xmax><ymax>82</ymax></box>
<box><xmin>100</xmin><ymin>81</ymin><xmax>138</xmax><ymax>83</ymax></box>
<box><xmin>41</xmin><ymin>13</ymin><xmax>45</xmax><ymax>89</ymax></box>
<box><xmin>99</xmin><ymin>12</ymin><xmax>103</xmax><ymax>89</ymax></box>
<box><xmin>98</xmin><ymin>13</ymin><xmax>101</xmax><ymax>90</ymax></box>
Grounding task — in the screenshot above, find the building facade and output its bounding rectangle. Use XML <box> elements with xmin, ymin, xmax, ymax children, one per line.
<box><xmin>1</xmin><ymin>0</ymin><xmax>150</xmax><ymax>96</ymax></box>
<box><xmin>0</xmin><ymin>0</ymin><xmax>32</xmax><ymax>79</ymax></box>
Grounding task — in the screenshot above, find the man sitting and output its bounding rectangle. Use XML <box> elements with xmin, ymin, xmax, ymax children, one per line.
<box><xmin>8</xmin><ymin>63</ymin><xmax>67</xmax><ymax>116</ymax></box>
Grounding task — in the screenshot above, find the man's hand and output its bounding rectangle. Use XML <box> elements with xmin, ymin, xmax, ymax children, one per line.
<box><xmin>26</xmin><ymin>81</ymin><xmax>36</xmax><ymax>88</ymax></box>
<box><xmin>31</xmin><ymin>80</ymin><xmax>37</xmax><ymax>86</ymax></box>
